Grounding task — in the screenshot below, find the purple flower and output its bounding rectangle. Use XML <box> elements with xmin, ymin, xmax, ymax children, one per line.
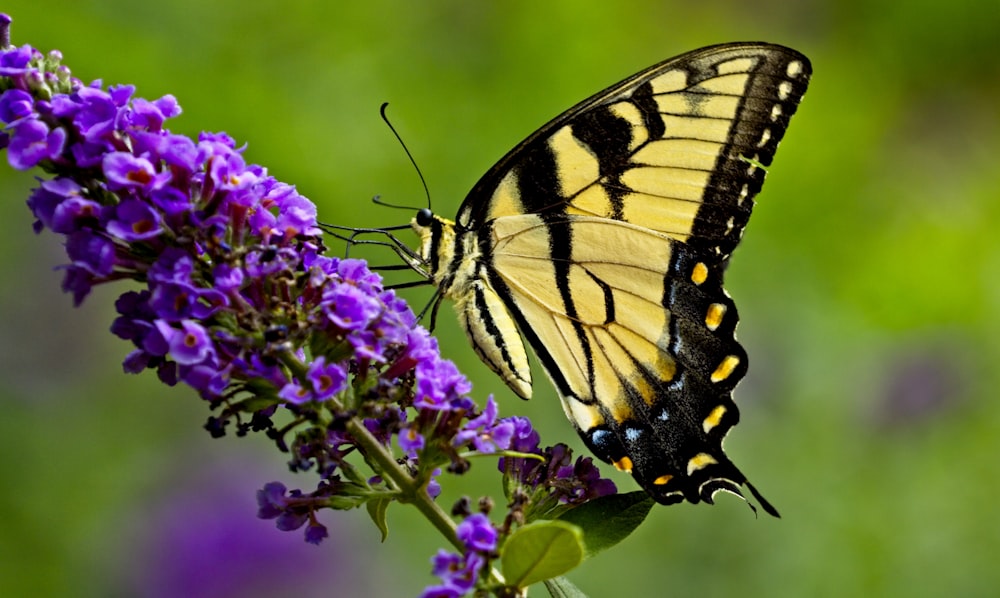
<box><xmin>7</xmin><ymin>118</ymin><xmax>65</xmax><ymax>169</ymax></box>
<box><xmin>149</xmin><ymin>247</ymin><xmax>195</xmax><ymax>285</ymax></box>
<box><xmin>207</xmin><ymin>146</ymin><xmax>255</xmax><ymax>191</ymax></box>
<box><xmin>421</xmin><ymin>550</ymin><xmax>486</xmax><ymax>598</ymax></box>
<box><xmin>0</xmin><ymin>44</ymin><xmax>33</xmax><ymax>76</ymax></box>
<box><xmin>69</xmin><ymin>138</ymin><xmax>111</xmax><ymax>168</ymax></box>
<box><xmin>106</xmin><ymin>199</ymin><xmax>164</xmax><ymax>241</ymax></box>
<box><xmin>503</xmin><ymin>416</ymin><xmax>541</xmax><ymax>454</ymax></box>
<box><xmin>255</xmin><ymin>481</ymin><xmax>289</xmax><ymax>519</ymax></box>
<box><xmin>248</xmin><ymin>200</ymin><xmax>277</xmax><ymax>239</ymax></box>
<box><xmin>178</xmin><ymin>362</ymin><xmax>228</xmax><ymax>398</ymax></box>
<box><xmin>146</xmin><ymin>249</ymin><xmax>226</xmax><ymax>322</ymax></box>
<box><xmin>156</xmin><ymin>319</ymin><xmax>214</xmax><ymax>365</ymax></box>
<box><xmin>152</xmin><ymin>132</ymin><xmax>199</xmax><ymax>172</ymax></box>
<box><xmin>306</xmin><ymin>357</ymin><xmax>347</xmax><ymax>400</ymax></box>
<box><xmin>496</xmin><ymin>417</ymin><xmax>616</xmax><ymax>511</ymax></box>
<box><xmin>324</xmin><ymin>282</ymin><xmax>382</xmax><ymax>331</ymax></box>
<box><xmin>148</xmin><ymin>283</ymin><xmax>196</xmax><ymax>321</ymax></box>
<box><xmin>398</xmin><ymin>426</ymin><xmax>425</xmax><ymax>458</ymax></box>
<box><xmin>344</xmin><ymin>329</ymin><xmax>388</xmax><ymax>363</ymax></box>
<box><xmin>337</xmin><ymin>257</ymin><xmax>383</xmax><ymax>288</ymax></box>
<box><xmin>304</xmin><ymin>520</ymin><xmax>329</xmax><ymax>545</ymax></box>
<box><xmin>212</xmin><ymin>263</ymin><xmax>244</xmax><ymax>292</ymax></box>
<box><xmin>51</xmin><ymin>195</ymin><xmax>102</xmax><ymax>235</ymax></box>
<box><xmin>70</xmin><ymin>85</ymin><xmax>122</xmax><ymax>143</ymax></box>
<box><xmin>65</xmin><ymin>229</ymin><xmax>115</xmax><ymax>276</ymax></box>
<box><xmin>60</xmin><ymin>264</ymin><xmax>95</xmax><ymax>306</ymax></box>
<box><xmin>111</xmin><ymin>291</ymin><xmax>156</xmax><ymax>343</ymax></box>
<box><xmin>274</xmin><ymin>190</ymin><xmax>320</xmax><ymax>237</ymax></box>
<box><xmin>426</xmin><ymin>468</ymin><xmax>442</xmax><ymax>499</ymax></box>
<box><xmin>122</xmin><ymin>349</ymin><xmax>152</xmax><ymax>374</ymax></box>
<box><xmin>565</xmin><ymin>456</ymin><xmax>618</xmax><ymax>502</ymax></box>
<box><xmin>243</xmin><ymin>246</ymin><xmax>297</xmax><ymax>278</ymax></box>
<box><xmin>420</xmin><ymin>586</ymin><xmax>462</xmax><ymax>598</ymax></box>
<box><xmin>26</xmin><ymin>177</ymin><xmax>84</xmax><ymax>233</ymax></box>
<box><xmin>256</xmin><ymin>480</ymin><xmax>349</xmax><ymax>545</ymax></box>
<box><xmin>278</xmin><ymin>380</ymin><xmax>313</xmax><ymax>405</ymax></box>
<box><xmin>124</xmin><ymin>95</ymin><xmax>180</xmax><ymax>132</ymax></box>
<box><xmin>103</xmin><ymin>151</ymin><xmax>170</xmax><ymax>191</ymax></box>
<box><xmin>454</xmin><ymin>396</ymin><xmax>514</xmax><ymax>453</ymax></box>
<box><xmin>0</xmin><ymin>88</ymin><xmax>35</xmax><ymax>123</ymax></box>
<box><xmin>382</xmin><ymin>327</ymin><xmax>437</xmax><ymax>380</ymax></box>
<box><xmin>149</xmin><ymin>185</ymin><xmax>193</xmax><ymax>218</ymax></box>
<box><xmin>141</xmin><ymin>320</ymin><xmax>170</xmax><ymax>356</ymax></box>
<box><xmin>415</xmin><ymin>358</ymin><xmax>473</xmax><ymax>411</ymax></box>
<box><xmin>456</xmin><ymin>513</ymin><xmax>497</xmax><ymax>553</ymax></box>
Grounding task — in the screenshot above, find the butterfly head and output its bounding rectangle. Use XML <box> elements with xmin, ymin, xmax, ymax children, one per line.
<box><xmin>410</xmin><ymin>208</ymin><xmax>462</xmax><ymax>287</ymax></box>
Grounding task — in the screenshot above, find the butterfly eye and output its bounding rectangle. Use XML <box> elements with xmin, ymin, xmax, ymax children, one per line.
<box><xmin>415</xmin><ymin>208</ymin><xmax>434</xmax><ymax>227</ymax></box>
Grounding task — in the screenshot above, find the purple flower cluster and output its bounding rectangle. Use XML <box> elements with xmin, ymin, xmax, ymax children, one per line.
<box><xmin>0</xmin><ymin>35</ymin><xmax>433</xmax><ymax>402</ymax></box>
<box><xmin>1</xmin><ymin>19</ymin><xmax>620</xmax><ymax>591</ymax></box>
<box><xmin>256</xmin><ymin>481</ymin><xmax>332</xmax><ymax>545</ymax></box>
<box><xmin>421</xmin><ymin>513</ymin><xmax>497</xmax><ymax>598</ymax></box>
<box><xmin>0</xmin><ymin>23</ymin><xmax>507</xmax><ymax>528</ymax></box>
<box><xmin>499</xmin><ymin>417</ymin><xmax>617</xmax><ymax>520</ymax></box>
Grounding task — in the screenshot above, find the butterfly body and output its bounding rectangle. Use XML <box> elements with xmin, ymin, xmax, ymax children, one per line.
<box><xmin>411</xmin><ymin>43</ymin><xmax>811</xmax><ymax>514</ymax></box>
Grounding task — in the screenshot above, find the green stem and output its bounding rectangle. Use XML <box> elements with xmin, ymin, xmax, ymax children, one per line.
<box><xmin>280</xmin><ymin>350</ymin><xmax>462</xmax><ymax>548</ymax></box>
<box><xmin>343</xmin><ymin>416</ymin><xmax>462</xmax><ymax>550</ymax></box>
<box><xmin>343</xmin><ymin>416</ymin><xmax>506</xmax><ymax>589</ymax></box>
<box><xmin>280</xmin><ymin>350</ymin><xmax>503</xmax><ymax>587</ymax></box>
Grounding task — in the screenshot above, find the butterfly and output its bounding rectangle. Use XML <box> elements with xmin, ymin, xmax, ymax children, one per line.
<box><xmin>409</xmin><ymin>43</ymin><xmax>810</xmax><ymax>515</ymax></box>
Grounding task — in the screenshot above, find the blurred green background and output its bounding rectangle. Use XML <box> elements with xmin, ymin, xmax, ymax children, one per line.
<box><xmin>2</xmin><ymin>1</ymin><xmax>999</xmax><ymax>596</ymax></box>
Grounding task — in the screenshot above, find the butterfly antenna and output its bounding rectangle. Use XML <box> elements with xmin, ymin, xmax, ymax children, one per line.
<box><xmin>381</xmin><ymin>102</ymin><xmax>432</xmax><ymax>210</ymax></box>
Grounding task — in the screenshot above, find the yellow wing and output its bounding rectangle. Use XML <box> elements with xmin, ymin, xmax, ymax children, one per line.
<box><xmin>413</xmin><ymin>42</ymin><xmax>811</xmax><ymax>513</ymax></box>
<box><xmin>460</xmin><ymin>43</ymin><xmax>810</xmax><ymax>262</ymax></box>
<box><xmin>486</xmin><ymin>213</ymin><xmax>753</xmax><ymax>509</ymax></box>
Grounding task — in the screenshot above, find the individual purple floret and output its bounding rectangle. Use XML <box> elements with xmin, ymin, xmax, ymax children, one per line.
<box><xmin>421</xmin><ymin>514</ymin><xmax>496</xmax><ymax>598</ymax></box>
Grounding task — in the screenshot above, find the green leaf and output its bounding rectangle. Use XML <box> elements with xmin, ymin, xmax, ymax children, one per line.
<box><xmin>501</xmin><ymin>520</ymin><xmax>585</xmax><ymax>590</ymax></box>
<box><xmin>365</xmin><ymin>497</ymin><xmax>391</xmax><ymax>542</ymax></box>
<box><xmin>557</xmin><ymin>491</ymin><xmax>654</xmax><ymax>557</ymax></box>
<box><xmin>543</xmin><ymin>575</ymin><xmax>591</xmax><ymax>598</ymax></box>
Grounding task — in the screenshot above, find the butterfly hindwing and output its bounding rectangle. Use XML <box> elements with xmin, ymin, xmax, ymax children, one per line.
<box><xmin>414</xmin><ymin>43</ymin><xmax>810</xmax><ymax>514</ymax></box>
<box><xmin>485</xmin><ymin>214</ymin><xmax>759</xmax><ymax>510</ymax></box>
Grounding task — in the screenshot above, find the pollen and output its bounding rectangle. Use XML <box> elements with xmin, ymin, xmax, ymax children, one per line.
<box><xmin>653</xmin><ymin>474</ymin><xmax>673</xmax><ymax>485</ymax></box>
<box><xmin>126</xmin><ymin>169</ymin><xmax>152</xmax><ymax>185</ymax></box>
<box><xmin>132</xmin><ymin>220</ymin><xmax>156</xmax><ymax>235</ymax></box>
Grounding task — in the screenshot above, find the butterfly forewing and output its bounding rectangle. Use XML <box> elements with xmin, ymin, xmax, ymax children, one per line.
<box><xmin>461</xmin><ymin>43</ymin><xmax>809</xmax><ymax>261</ymax></box>
<box><xmin>417</xmin><ymin>43</ymin><xmax>810</xmax><ymax>514</ymax></box>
